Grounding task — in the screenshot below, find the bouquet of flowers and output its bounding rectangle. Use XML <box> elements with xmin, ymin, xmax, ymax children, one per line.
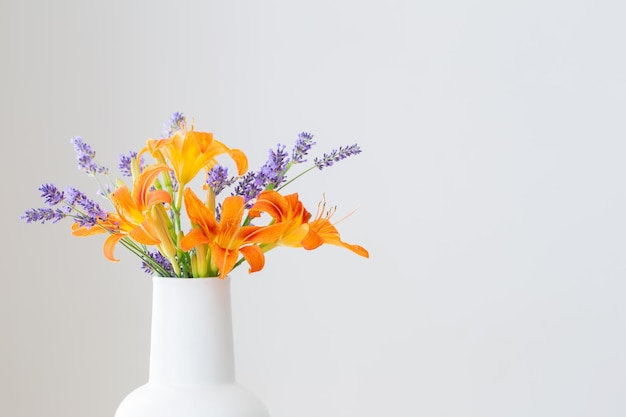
<box><xmin>22</xmin><ymin>113</ymin><xmax>368</xmax><ymax>278</ymax></box>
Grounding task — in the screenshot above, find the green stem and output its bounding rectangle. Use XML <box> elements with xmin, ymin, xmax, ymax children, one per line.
<box><xmin>276</xmin><ymin>165</ymin><xmax>317</xmax><ymax>192</ymax></box>
<box><xmin>232</xmin><ymin>256</ymin><xmax>246</xmax><ymax>270</ymax></box>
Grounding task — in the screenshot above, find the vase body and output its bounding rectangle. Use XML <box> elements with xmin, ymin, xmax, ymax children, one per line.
<box><xmin>114</xmin><ymin>277</ymin><xmax>270</xmax><ymax>417</ymax></box>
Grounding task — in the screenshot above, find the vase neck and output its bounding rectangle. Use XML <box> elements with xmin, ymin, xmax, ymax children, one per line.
<box><xmin>148</xmin><ymin>277</ymin><xmax>236</xmax><ymax>386</ymax></box>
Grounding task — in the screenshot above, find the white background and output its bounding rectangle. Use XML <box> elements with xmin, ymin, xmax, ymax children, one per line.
<box><xmin>2</xmin><ymin>0</ymin><xmax>626</xmax><ymax>416</ymax></box>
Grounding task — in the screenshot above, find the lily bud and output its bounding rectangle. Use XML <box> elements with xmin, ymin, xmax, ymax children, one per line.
<box><xmin>195</xmin><ymin>244</ymin><xmax>209</xmax><ymax>277</ymax></box>
<box><xmin>206</xmin><ymin>186</ymin><xmax>216</xmax><ymax>213</ymax></box>
<box><xmin>130</xmin><ymin>155</ymin><xmax>141</xmax><ymax>179</ymax></box>
<box><xmin>150</xmin><ymin>204</ymin><xmax>176</xmax><ymax>259</ymax></box>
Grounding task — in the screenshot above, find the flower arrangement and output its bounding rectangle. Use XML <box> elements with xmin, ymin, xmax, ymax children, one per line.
<box><xmin>22</xmin><ymin>113</ymin><xmax>368</xmax><ymax>278</ymax></box>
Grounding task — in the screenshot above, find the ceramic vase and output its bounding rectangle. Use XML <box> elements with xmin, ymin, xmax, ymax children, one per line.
<box><xmin>114</xmin><ymin>276</ymin><xmax>269</xmax><ymax>417</ymax></box>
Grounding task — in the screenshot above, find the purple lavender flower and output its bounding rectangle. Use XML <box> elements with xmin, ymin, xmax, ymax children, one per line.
<box><xmin>314</xmin><ymin>144</ymin><xmax>362</xmax><ymax>170</ymax></box>
<box><xmin>71</xmin><ymin>136</ymin><xmax>108</xmax><ymax>175</ymax></box>
<box><xmin>163</xmin><ymin>112</ymin><xmax>186</xmax><ymax>137</ymax></box>
<box><xmin>142</xmin><ymin>251</ymin><xmax>174</xmax><ymax>276</ymax></box>
<box><xmin>23</xmin><ymin>183</ymin><xmax>108</xmax><ymax>227</ymax></box>
<box><xmin>65</xmin><ymin>187</ymin><xmax>108</xmax><ymax>227</ymax></box>
<box><xmin>21</xmin><ymin>207</ymin><xmax>66</xmax><ymax>224</ymax></box>
<box><xmin>118</xmin><ymin>151</ymin><xmax>144</xmax><ymax>177</ymax></box>
<box><xmin>233</xmin><ymin>144</ymin><xmax>290</xmax><ymax>203</ymax></box>
<box><xmin>261</xmin><ymin>144</ymin><xmax>289</xmax><ymax>186</ymax></box>
<box><xmin>39</xmin><ymin>184</ymin><xmax>65</xmax><ymax>206</ymax></box>
<box><xmin>206</xmin><ymin>166</ymin><xmax>236</xmax><ymax>196</ymax></box>
<box><xmin>233</xmin><ymin>171</ymin><xmax>262</xmax><ymax>203</ymax></box>
<box><xmin>292</xmin><ymin>132</ymin><xmax>316</xmax><ymax>163</ymax></box>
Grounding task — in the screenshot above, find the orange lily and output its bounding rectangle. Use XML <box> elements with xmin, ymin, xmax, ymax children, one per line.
<box><xmin>141</xmin><ymin>128</ymin><xmax>248</xmax><ymax>188</ymax></box>
<box><xmin>180</xmin><ymin>188</ymin><xmax>288</xmax><ymax>278</ymax></box>
<box><xmin>247</xmin><ymin>190</ymin><xmax>312</xmax><ymax>247</ymax></box>
<box><xmin>250</xmin><ymin>192</ymin><xmax>369</xmax><ymax>258</ymax></box>
<box><xmin>72</xmin><ymin>164</ymin><xmax>172</xmax><ymax>261</ymax></box>
<box><xmin>303</xmin><ymin>215</ymin><xmax>369</xmax><ymax>258</ymax></box>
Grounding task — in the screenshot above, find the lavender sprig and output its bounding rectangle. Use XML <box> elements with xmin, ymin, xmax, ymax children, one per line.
<box><xmin>71</xmin><ymin>137</ymin><xmax>108</xmax><ymax>175</ymax></box>
<box><xmin>163</xmin><ymin>112</ymin><xmax>186</xmax><ymax>137</ymax></box>
<box><xmin>314</xmin><ymin>144</ymin><xmax>362</xmax><ymax>170</ymax></box>
<box><xmin>233</xmin><ymin>172</ymin><xmax>262</xmax><ymax>204</ymax></box>
<box><xmin>141</xmin><ymin>251</ymin><xmax>174</xmax><ymax>276</ymax></box>
<box><xmin>119</xmin><ymin>151</ymin><xmax>144</xmax><ymax>177</ymax></box>
<box><xmin>64</xmin><ymin>187</ymin><xmax>108</xmax><ymax>227</ymax></box>
<box><xmin>274</xmin><ymin>140</ymin><xmax>363</xmax><ymax>193</ymax></box>
<box><xmin>234</xmin><ymin>144</ymin><xmax>290</xmax><ymax>203</ymax></box>
<box><xmin>39</xmin><ymin>184</ymin><xmax>65</xmax><ymax>206</ymax></box>
<box><xmin>259</xmin><ymin>144</ymin><xmax>289</xmax><ymax>189</ymax></box>
<box><xmin>22</xmin><ymin>183</ymin><xmax>107</xmax><ymax>227</ymax></box>
<box><xmin>21</xmin><ymin>207</ymin><xmax>66</xmax><ymax>224</ymax></box>
<box><xmin>206</xmin><ymin>166</ymin><xmax>236</xmax><ymax>196</ymax></box>
<box><xmin>292</xmin><ymin>132</ymin><xmax>316</xmax><ymax>164</ymax></box>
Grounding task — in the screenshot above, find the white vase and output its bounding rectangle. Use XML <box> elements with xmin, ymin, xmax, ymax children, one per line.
<box><xmin>114</xmin><ymin>276</ymin><xmax>270</xmax><ymax>417</ymax></box>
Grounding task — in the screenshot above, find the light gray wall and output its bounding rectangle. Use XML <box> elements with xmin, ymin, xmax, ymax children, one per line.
<box><xmin>3</xmin><ymin>0</ymin><xmax>626</xmax><ymax>416</ymax></box>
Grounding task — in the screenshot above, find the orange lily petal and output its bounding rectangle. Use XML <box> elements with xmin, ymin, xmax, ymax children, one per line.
<box><xmin>220</xmin><ymin>195</ymin><xmax>246</xmax><ymax>225</ymax></box>
<box><xmin>248</xmin><ymin>190</ymin><xmax>288</xmax><ymax>219</ymax></box>
<box><xmin>308</xmin><ymin>218</ymin><xmax>369</xmax><ymax>258</ymax></box>
<box><xmin>280</xmin><ymin>223</ymin><xmax>310</xmax><ymax>247</ymax></box>
<box><xmin>228</xmin><ymin>148</ymin><xmax>248</xmax><ymax>175</ymax></box>
<box><xmin>142</xmin><ymin>137</ymin><xmax>170</xmax><ymax>157</ymax></box>
<box><xmin>128</xmin><ymin>223</ymin><xmax>161</xmax><ymax>246</ymax></box>
<box><xmin>214</xmin><ymin>196</ymin><xmax>246</xmax><ymax>248</ymax></box>
<box><xmin>345</xmin><ymin>244</ymin><xmax>369</xmax><ymax>258</ymax></box>
<box><xmin>132</xmin><ymin>164</ymin><xmax>171</xmax><ymax>209</ymax></box>
<box><xmin>145</xmin><ymin>189</ymin><xmax>172</xmax><ymax>209</ymax></box>
<box><xmin>111</xmin><ymin>185</ymin><xmax>143</xmax><ymax>225</ymax></box>
<box><xmin>301</xmin><ymin>227</ymin><xmax>325</xmax><ymax>250</ymax></box>
<box><xmin>183</xmin><ymin>188</ymin><xmax>219</xmax><ymax>237</ymax></box>
<box><xmin>180</xmin><ymin>131</ymin><xmax>213</xmax><ymax>184</ymax></box>
<box><xmin>103</xmin><ymin>233</ymin><xmax>125</xmax><ymax>262</ymax></box>
<box><xmin>239</xmin><ymin>245</ymin><xmax>265</xmax><ymax>274</ymax></box>
<box><xmin>180</xmin><ymin>228</ymin><xmax>211</xmax><ymax>251</ymax></box>
<box><xmin>211</xmin><ymin>245</ymin><xmax>240</xmax><ymax>279</ymax></box>
<box><xmin>71</xmin><ymin>222</ymin><xmax>106</xmax><ymax>237</ymax></box>
<box><xmin>187</xmin><ymin>130</ymin><xmax>214</xmax><ymax>153</ymax></box>
<box><xmin>239</xmin><ymin>223</ymin><xmax>290</xmax><ymax>245</ymax></box>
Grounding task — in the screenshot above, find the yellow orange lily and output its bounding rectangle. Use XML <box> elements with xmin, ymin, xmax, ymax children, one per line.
<box><xmin>250</xmin><ymin>191</ymin><xmax>369</xmax><ymax>258</ymax></box>
<box><xmin>247</xmin><ymin>190</ymin><xmax>312</xmax><ymax>247</ymax></box>
<box><xmin>180</xmin><ymin>188</ymin><xmax>288</xmax><ymax>278</ymax></box>
<box><xmin>72</xmin><ymin>164</ymin><xmax>172</xmax><ymax>261</ymax></box>
<box><xmin>303</xmin><ymin>214</ymin><xmax>369</xmax><ymax>258</ymax></box>
<box><xmin>141</xmin><ymin>128</ymin><xmax>248</xmax><ymax>188</ymax></box>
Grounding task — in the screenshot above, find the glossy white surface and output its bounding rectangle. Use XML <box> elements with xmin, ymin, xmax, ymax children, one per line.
<box><xmin>115</xmin><ymin>277</ymin><xmax>269</xmax><ymax>417</ymax></box>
